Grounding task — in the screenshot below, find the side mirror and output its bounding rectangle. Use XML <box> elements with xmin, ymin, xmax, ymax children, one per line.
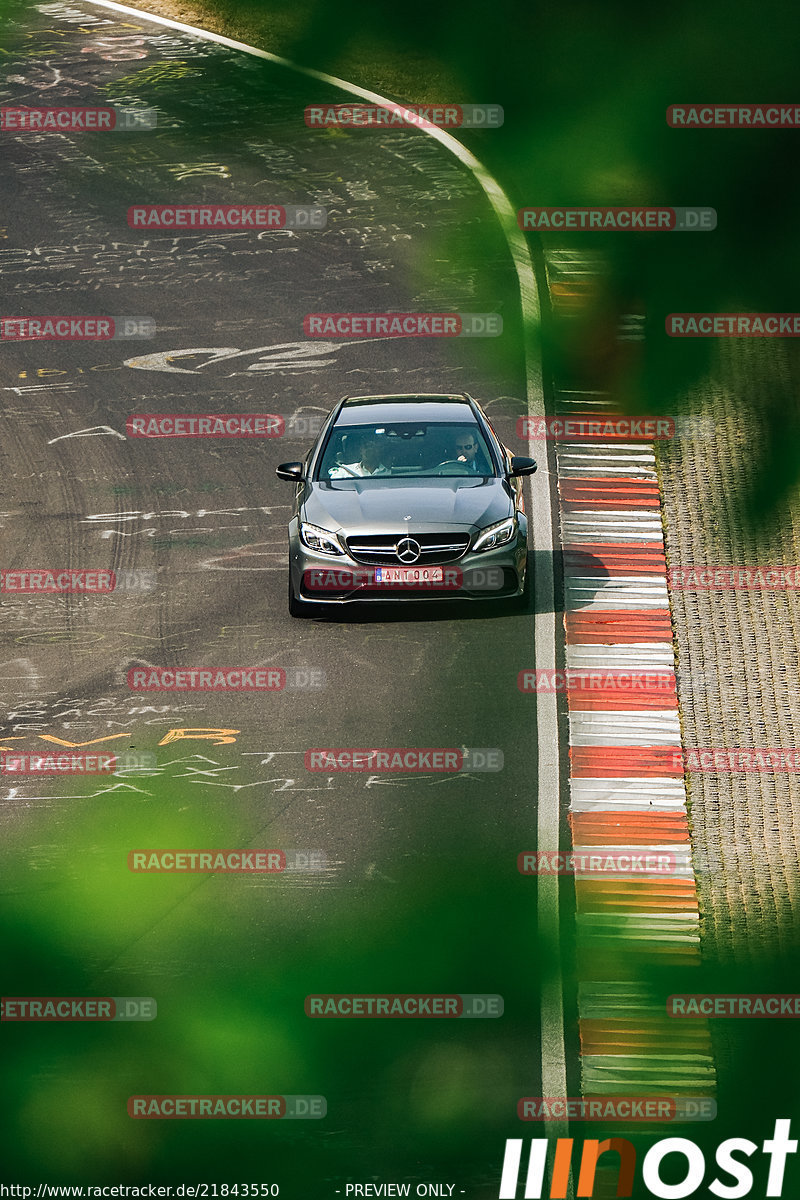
<box><xmin>276</xmin><ymin>461</ymin><xmax>305</xmax><ymax>481</ymax></box>
<box><xmin>509</xmin><ymin>456</ymin><xmax>537</xmax><ymax>477</ymax></box>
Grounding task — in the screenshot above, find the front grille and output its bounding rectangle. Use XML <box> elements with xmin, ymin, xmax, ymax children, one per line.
<box><xmin>346</xmin><ymin>532</ymin><xmax>470</xmax><ymax>565</ymax></box>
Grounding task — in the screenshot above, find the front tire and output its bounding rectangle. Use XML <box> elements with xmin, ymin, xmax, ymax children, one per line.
<box><xmin>288</xmin><ymin>574</ymin><xmax>316</xmax><ymax>618</ymax></box>
<box><xmin>514</xmin><ymin>552</ymin><xmax>532</xmax><ymax>610</ymax></box>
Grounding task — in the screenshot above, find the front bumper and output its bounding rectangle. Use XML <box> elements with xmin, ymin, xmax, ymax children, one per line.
<box><xmin>288</xmin><ymin>518</ymin><xmax>528</xmax><ymax>604</ymax></box>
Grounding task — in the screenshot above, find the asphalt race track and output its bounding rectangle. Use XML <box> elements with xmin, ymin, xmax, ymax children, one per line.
<box><xmin>0</xmin><ymin>3</ymin><xmax>562</xmax><ymax>1191</ymax></box>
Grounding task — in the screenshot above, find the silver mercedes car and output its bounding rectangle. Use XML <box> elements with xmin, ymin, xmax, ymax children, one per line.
<box><xmin>276</xmin><ymin>393</ymin><xmax>536</xmax><ymax>617</ymax></box>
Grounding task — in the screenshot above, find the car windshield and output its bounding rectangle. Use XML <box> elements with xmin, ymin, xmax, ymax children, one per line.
<box><xmin>317</xmin><ymin>422</ymin><xmax>497</xmax><ymax>480</ymax></box>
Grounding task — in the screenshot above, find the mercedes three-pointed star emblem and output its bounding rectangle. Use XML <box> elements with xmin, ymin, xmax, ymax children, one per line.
<box><xmin>395</xmin><ymin>537</ymin><xmax>421</xmax><ymax>564</ymax></box>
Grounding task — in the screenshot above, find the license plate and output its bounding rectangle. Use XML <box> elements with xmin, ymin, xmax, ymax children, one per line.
<box><xmin>374</xmin><ymin>566</ymin><xmax>444</xmax><ymax>585</ymax></box>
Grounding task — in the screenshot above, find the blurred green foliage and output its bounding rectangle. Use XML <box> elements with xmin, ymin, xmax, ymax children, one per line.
<box><xmin>1</xmin><ymin>773</ymin><xmax>547</xmax><ymax>1186</ymax></box>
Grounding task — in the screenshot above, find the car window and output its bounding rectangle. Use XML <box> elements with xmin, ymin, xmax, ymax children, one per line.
<box><xmin>318</xmin><ymin>423</ymin><xmax>496</xmax><ymax>480</ymax></box>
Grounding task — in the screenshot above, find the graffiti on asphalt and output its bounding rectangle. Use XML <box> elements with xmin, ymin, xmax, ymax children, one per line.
<box><xmin>124</xmin><ymin>342</ymin><xmax>355</xmax><ymax>375</ymax></box>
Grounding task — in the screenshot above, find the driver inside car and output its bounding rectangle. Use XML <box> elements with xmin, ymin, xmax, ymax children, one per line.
<box><xmin>454</xmin><ymin>432</ymin><xmax>490</xmax><ymax>473</ymax></box>
<box><xmin>436</xmin><ymin>430</ymin><xmax>490</xmax><ymax>474</ymax></box>
<box><xmin>328</xmin><ymin>434</ymin><xmax>391</xmax><ymax>478</ymax></box>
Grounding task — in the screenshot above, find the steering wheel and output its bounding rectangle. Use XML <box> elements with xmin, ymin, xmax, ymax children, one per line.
<box><xmin>433</xmin><ymin>459</ymin><xmax>472</xmax><ymax>476</ymax></box>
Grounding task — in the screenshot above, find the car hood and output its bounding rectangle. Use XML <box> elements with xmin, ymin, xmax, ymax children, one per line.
<box><xmin>302</xmin><ymin>478</ymin><xmax>513</xmax><ymax>534</ymax></box>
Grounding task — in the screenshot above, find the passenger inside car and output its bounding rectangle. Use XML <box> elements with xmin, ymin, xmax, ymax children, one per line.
<box><xmin>328</xmin><ymin>433</ymin><xmax>391</xmax><ymax>478</ymax></box>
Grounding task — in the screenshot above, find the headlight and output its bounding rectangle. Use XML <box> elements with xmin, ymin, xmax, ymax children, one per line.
<box><xmin>300</xmin><ymin>522</ymin><xmax>344</xmax><ymax>557</ymax></box>
<box><xmin>472</xmin><ymin>516</ymin><xmax>516</xmax><ymax>552</ymax></box>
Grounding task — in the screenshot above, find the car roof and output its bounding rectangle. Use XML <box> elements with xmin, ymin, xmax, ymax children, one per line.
<box><xmin>335</xmin><ymin>394</ymin><xmax>479</xmax><ymax>427</ymax></box>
